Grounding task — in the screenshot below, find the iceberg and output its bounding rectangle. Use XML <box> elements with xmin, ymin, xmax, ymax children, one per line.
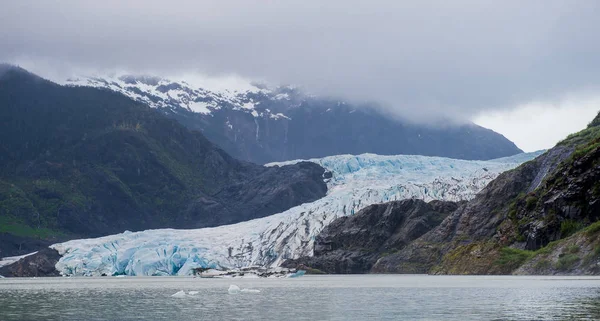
<box><xmin>229</xmin><ymin>285</ymin><xmax>260</xmax><ymax>294</ymax></box>
<box><xmin>171</xmin><ymin>290</ymin><xmax>187</xmax><ymax>298</ymax></box>
<box><xmin>228</xmin><ymin>285</ymin><xmax>241</xmax><ymax>294</ymax></box>
<box><xmin>287</xmin><ymin>270</ymin><xmax>306</xmax><ymax>278</ymax></box>
<box><xmin>51</xmin><ymin>152</ymin><xmax>542</xmax><ymax>276</ymax></box>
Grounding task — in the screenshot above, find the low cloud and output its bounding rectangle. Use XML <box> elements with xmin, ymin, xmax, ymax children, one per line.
<box><xmin>474</xmin><ymin>93</ymin><xmax>600</xmax><ymax>151</ymax></box>
<box><xmin>1</xmin><ymin>0</ymin><xmax>599</xmax><ymax>124</ymax></box>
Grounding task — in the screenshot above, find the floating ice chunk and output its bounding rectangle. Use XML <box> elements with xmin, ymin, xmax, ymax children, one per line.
<box><xmin>240</xmin><ymin>288</ymin><xmax>260</xmax><ymax>293</ymax></box>
<box><xmin>171</xmin><ymin>290</ymin><xmax>187</xmax><ymax>298</ymax></box>
<box><xmin>188</xmin><ymin>291</ymin><xmax>199</xmax><ymax>295</ymax></box>
<box><xmin>228</xmin><ymin>285</ymin><xmax>240</xmax><ymax>294</ymax></box>
<box><xmin>115</xmin><ymin>275</ymin><xmax>126</xmax><ymax>278</ymax></box>
<box><xmin>287</xmin><ymin>270</ymin><xmax>306</xmax><ymax>278</ymax></box>
<box><xmin>0</xmin><ymin>274</ymin><xmax>5</xmax><ymax>278</ymax></box>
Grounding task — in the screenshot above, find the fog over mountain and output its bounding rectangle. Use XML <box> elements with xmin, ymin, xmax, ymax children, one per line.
<box><xmin>1</xmin><ymin>1</ymin><xmax>600</xmax><ymax>150</ymax></box>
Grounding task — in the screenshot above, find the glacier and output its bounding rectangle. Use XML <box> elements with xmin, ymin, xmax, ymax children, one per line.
<box><xmin>51</xmin><ymin>152</ymin><xmax>542</xmax><ymax>276</ymax></box>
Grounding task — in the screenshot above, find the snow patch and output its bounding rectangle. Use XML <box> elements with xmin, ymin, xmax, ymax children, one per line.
<box><xmin>0</xmin><ymin>251</ymin><xmax>38</xmax><ymax>267</ymax></box>
<box><xmin>188</xmin><ymin>101</ymin><xmax>212</xmax><ymax>114</ymax></box>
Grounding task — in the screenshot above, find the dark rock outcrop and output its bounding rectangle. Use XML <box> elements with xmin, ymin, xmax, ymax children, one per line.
<box><xmin>372</xmin><ymin>146</ymin><xmax>575</xmax><ymax>274</ymax></box>
<box><xmin>0</xmin><ymin>248</ymin><xmax>60</xmax><ymax>277</ymax></box>
<box><xmin>183</xmin><ymin>161</ymin><xmax>327</xmax><ymax>227</ymax></box>
<box><xmin>283</xmin><ymin>199</ymin><xmax>460</xmax><ymax>273</ymax></box>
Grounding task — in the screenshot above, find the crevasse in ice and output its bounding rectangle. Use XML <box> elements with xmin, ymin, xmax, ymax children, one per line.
<box><xmin>52</xmin><ymin>152</ymin><xmax>542</xmax><ymax>276</ymax></box>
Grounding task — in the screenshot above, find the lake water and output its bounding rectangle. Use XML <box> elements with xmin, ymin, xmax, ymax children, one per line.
<box><xmin>1</xmin><ymin>275</ymin><xmax>599</xmax><ymax>320</ymax></box>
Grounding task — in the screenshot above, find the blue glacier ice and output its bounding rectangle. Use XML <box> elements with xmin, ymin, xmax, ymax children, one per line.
<box><xmin>288</xmin><ymin>270</ymin><xmax>306</xmax><ymax>278</ymax></box>
<box><xmin>52</xmin><ymin>152</ymin><xmax>543</xmax><ymax>276</ymax></box>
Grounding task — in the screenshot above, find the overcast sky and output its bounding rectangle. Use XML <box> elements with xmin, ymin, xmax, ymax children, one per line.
<box><xmin>1</xmin><ymin>0</ymin><xmax>599</xmax><ymax>151</ymax></box>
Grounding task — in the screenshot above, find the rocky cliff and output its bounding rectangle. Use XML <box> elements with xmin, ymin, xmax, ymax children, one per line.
<box><xmin>283</xmin><ymin>199</ymin><xmax>460</xmax><ymax>273</ymax></box>
<box><xmin>0</xmin><ymin>248</ymin><xmax>60</xmax><ymax>277</ymax></box>
<box><xmin>375</xmin><ymin>115</ymin><xmax>600</xmax><ymax>275</ymax></box>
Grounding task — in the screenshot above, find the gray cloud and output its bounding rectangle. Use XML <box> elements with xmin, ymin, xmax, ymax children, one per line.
<box><xmin>1</xmin><ymin>0</ymin><xmax>599</xmax><ymax>122</ymax></box>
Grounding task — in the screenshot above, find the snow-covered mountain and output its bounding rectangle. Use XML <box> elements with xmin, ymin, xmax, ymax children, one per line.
<box><xmin>65</xmin><ymin>74</ymin><xmax>296</xmax><ymax>120</ymax></box>
<box><xmin>64</xmin><ymin>74</ymin><xmax>523</xmax><ymax>164</ymax></box>
<box><xmin>51</xmin><ymin>151</ymin><xmax>542</xmax><ymax>276</ymax></box>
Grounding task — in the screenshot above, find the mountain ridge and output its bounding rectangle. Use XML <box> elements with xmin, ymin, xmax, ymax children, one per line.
<box><xmin>0</xmin><ymin>66</ymin><xmax>327</xmax><ymax>258</ymax></box>
<box><xmin>63</xmin><ymin>73</ymin><xmax>523</xmax><ymax>164</ymax></box>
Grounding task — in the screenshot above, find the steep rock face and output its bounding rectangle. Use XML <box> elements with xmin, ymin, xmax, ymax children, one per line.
<box><xmin>514</xmin><ymin>223</ymin><xmax>600</xmax><ymax>275</ymax></box>
<box><xmin>372</xmin><ymin>113</ymin><xmax>600</xmax><ymax>275</ymax></box>
<box><xmin>66</xmin><ymin>75</ymin><xmax>523</xmax><ymax>164</ymax></box>
<box><xmin>371</xmin><ymin>147</ymin><xmax>573</xmax><ymax>274</ymax></box>
<box><xmin>0</xmin><ymin>66</ymin><xmax>326</xmax><ymax>255</ymax></box>
<box><xmin>182</xmin><ymin>161</ymin><xmax>327</xmax><ymax>227</ymax></box>
<box><xmin>516</xmin><ymin>145</ymin><xmax>600</xmax><ymax>251</ymax></box>
<box><xmin>283</xmin><ymin>200</ymin><xmax>460</xmax><ymax>273</ymax></box>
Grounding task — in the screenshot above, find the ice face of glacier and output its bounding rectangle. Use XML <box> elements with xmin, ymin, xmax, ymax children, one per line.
<box><xmin>52</xmin><ymin>152</ymin><xmax>542</xmax><ymax>276</ymax></box>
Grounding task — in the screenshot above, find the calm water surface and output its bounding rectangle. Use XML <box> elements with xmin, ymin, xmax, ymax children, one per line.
<box><xmin>1</xmin><ymin>275</ymin><xmax>599</xmax><ymax>320</ymax></box>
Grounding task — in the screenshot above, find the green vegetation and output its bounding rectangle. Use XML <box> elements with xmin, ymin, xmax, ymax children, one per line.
<box><xmin>589</xmin><ymin>113</ymin><xmax>600</xmax><ymax>128</ymax></box>
<box><xmin>555</xmin><ymin>253</ymin><xmax>580</xmax><ymax>271</ymax></box>
<box><xmin>555</xmin><ymin>124</ymin><xmax>600</xmax><ymax>177</ymax></box>
<box><xmin>525</xmin><ymin>195</ymin><xmax>538</xmax><ymax>211</ymax></box>
<box><xmin>0</xmin><ymin>216</ymin><xmax>64</xmax><ymax>239</ymax></box>
<box><xmin>558</xmin><ymin>124</ymin><xmax>600</xmax><ymax>149</ymax></box>
<box><xmin>561</xmin><ymin>220</ymin><xmax>584</xmax><ymax>238</ymax></box>
<box><xmin>535</xmin><ymin>240</ymin><xmax>560</xmax><ymax>255</ymax></box>
<box><xmin>495</xmin><ymin>247</ymin><xmax>534</xmax><ymax>271</ymax></box>
<box><xmin>584</xmin><ymin>220</ymin><xmax>600</xmax><ymax>237</ymax></box>
<box><xmin>583</xmin><ymin>246</ymin><xmax>600</xmax><ymax>266</ymax></box>
<box><xmin>0</xmin><ymin>181</ymin><xmax>37</xmax><ymax>220</ymax></box>
<box><xmin>507</xmin><ymin>195</ymin><xmax>523</xmax><ymax>221</ymax></box>
<box><xmin>566</xmin><ymin>244</ymin><xmax>580</xmax><ymax>254</ymax></box>
<box><xmin>571</xmin><ymin>139</ymin><xmax>600</xmax><ymax>161</ymax></box>
<box><xmin>534</xmin><ymin>259</ymin><xmax>551</xmax><ymax>270</ymax></box>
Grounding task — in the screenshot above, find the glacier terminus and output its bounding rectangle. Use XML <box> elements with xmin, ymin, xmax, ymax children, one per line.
<box><xmin>51</xmin><ymin>152</ymin><xmax>542</xmax><ymax>276</ymax></box>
